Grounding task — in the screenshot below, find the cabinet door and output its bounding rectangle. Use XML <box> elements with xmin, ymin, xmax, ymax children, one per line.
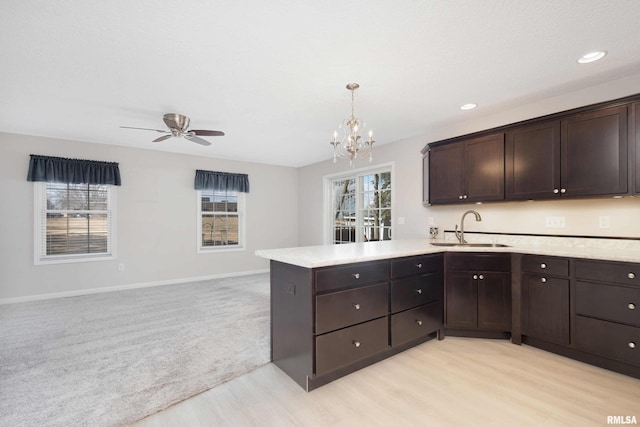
<box><xmin>465</xmin><ymin>133</ymin><xmax>505</xmax><ymax>202</ymax></box>
<box><xmin>505</xmin><ymin>121</ymin><xmax>561</xmax><ymax>200</ymax></box>
<box><xmin>477</xmin><ymin>272</ymin><xmax>511</xmax><ymax>331</ymax></box>
<box><xmin>445</xmin><ymin>271</ymin><xmax>477</xmax><ymax>328</ymax></box>
<box><xmin>522</xmin><ymin>274</ymin><xmax>569</xmax><ymax>345</ymax></box>
<box><xmin>429</xmin><ymin>142</ymin><xmax>464</xmax><ymax>203</ymax></box>
<box><xmin>561</xmin><ymin>105</ymin><xmax>628</xmax><ymax>197</ymax></box>
<box><xmin>634</xmin><ymin>102</ymin><xmax>640</xmax><ymax>194</ymax></box>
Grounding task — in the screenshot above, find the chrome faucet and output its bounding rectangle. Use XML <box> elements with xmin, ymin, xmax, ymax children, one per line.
<box><xmin>455</xmin><ymin>210</ymin><xmax>482</xmax><ymax>244</ymax></box>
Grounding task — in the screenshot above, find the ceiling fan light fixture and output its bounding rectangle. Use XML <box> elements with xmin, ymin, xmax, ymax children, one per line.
<box><xmin>577</xmin><ymin>51</ymin><xmax>606</xmax><ymax>64</ymax></box>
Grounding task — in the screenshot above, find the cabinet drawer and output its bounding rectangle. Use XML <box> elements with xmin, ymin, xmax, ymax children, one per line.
<box><xmin>576</xmin><ymin>281</ymin><xmax>640</xmax><ymax>327</ymax></box>
<box><xmin>391</xmin><ymin>273</ymin><xmax>442</xmax><ymax>313</ymax></box>
<box><xmin>391</xmin><ymin>301</ymin><xmax>442</xmax><ymax>347</ymax></box>
<box><xmin>315</xmin><ymin>261</ymin><xmax>389</xmax><ymax>293</ymax></box>
<box><xmin>575</xmin><ymin>316</ymin><xmax>640</xmax><ymax>366</ymax></box>
<box><xmin>446</xmin><ymin>253</ymin><xmax>511</xmax><ymax>271</ymax></box>
<box><xmin>316</xmin><ymin>282</ymin><xmax>389</xmax><ymax>334</ymax></box>
<box><xmin>522</xmin><ymin>255</ymin><xmax>569</xmax><ymax>277</ymax></box>
<box><xmin>315</xmin><ymin>316</ymin><xmax>389</xmax><ymax>376</ymax></box>
<box><xmin>575</xmin><ymin>260</ymin><xmax>640</xmax><ymax>287</ymax></box>
<box><xmin>391</xmin><ymin>254</ymin><xmax>442</xmax><ymax>279</ymax></box>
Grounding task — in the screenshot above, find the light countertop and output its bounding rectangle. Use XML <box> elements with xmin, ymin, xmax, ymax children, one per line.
<box><xmin>255</xmin><ymin>236</ymin><xmax>640</xmax><ymax>268</ymax></box>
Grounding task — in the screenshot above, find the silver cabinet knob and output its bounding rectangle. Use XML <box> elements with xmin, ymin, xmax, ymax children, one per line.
<box><xmin>560</xmin><ymin>188</ymin><xmax>566</xmax><ymax>194</ymax></box>
<box><xmin>416</xmin><ymin>288</ymin><xmax>422</xmax><ymax>294</ymax></box>
<box><xmin>353</xmin><ymin>303</ymin><xmax>361</xmax><ymax>310</ymax></box>
<box><xmin>553</xmin><ymin>189</ymin><xmax>559</xmax><ymax>194</ymax></box>
<box><xmin>629</xmin><ymin>342</ymin><xmax>636</xmax><ymax>349</ymax></box>
<box><xmin>353</xmin><ymin>340</ymin><xmax>361</xmax><ymax>348</ymax></box>
<box><xmin>541</xmin><ymin>277</ymin><xmax>547</xmax><ymax>283</ymax></box>
<box><xmin>459</xmin><ymin>195</ymin><xmax>464</xmax><ymax>200</ymax></box>
<box><xmin>473</xmin><ymin>274</ymin><xmax>478</xmax><ymax>280</ymax></box>
<box><xmin>478</xmin><ymin>274</ymin><xmax>484</xmax><ymax>280</ymax></box>
<box><xmin>416</xmin><ymin>320</ymin><xmax>423</xmax><ymax>326</ymax></box>
<box><xmin>463</xmin><ymin>195</ymin><xmax>468</xmax><ymax>199</ymax></box>
<box><xmin>540</xmin><ymin>263</ymin><xmax>547</xmax><ymax>269</ymax></box>
<box><xmin>628</xmin><ymin>273</ymin><xmax>636</xmax><ymax>279</ymax></box>
<box><xmin>629</xmin><ymin>303</ymin><xmax>636</xmax><ymax>310</ymax></box>
<box><xmin>416</xmin><ymin>263</ymin><xmax>423</xmax><ymax>269</ymax></box>
<box><xmin>353</xmin><ymin>273</ymin><xmax>360</xmax><ymax>279</ymax></box>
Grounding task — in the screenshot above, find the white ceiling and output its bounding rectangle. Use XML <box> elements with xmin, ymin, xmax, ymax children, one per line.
<box><xmin>2</xmin><ymin>1</ymin><xmax>640</xmax><ymax>167</ymax></box>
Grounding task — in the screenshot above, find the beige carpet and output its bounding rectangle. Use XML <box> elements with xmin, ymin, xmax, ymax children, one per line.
<box><xmin>0</xmin><ymin>273</ymin><xmax>270</xmax><ymax>427</ymax></box>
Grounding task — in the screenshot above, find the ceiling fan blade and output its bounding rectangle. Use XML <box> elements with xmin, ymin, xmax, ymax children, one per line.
<box><xmin>184</xmin><ymin>135</ymin><xmax>212</xmax><ymax>146</ymax></box>
<box><xmin>121</xmin><ymin>126</ymin><xmax>169</xmax><ymax>133</ymax></box>
<box><xmin>191</xmin><ymin>129</ymin><xmax>225</xmax><ymax>136</ymax></box>
<box><xmin>152</xmin><ymin>134</ymin><xmax>173</xmax><ymax>143</ymax></box>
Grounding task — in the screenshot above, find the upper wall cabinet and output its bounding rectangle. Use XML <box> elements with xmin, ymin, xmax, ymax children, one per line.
<box><xmin>505</xmin><ymin>105</ymin><xmax>628</xmax><ymax>200</ymax></box>
<box><xmin>429</xmin><ymin>133</ymin><xmax>504</xmax><ymax>204</ymax></box>
<box><xmin>561</xmin><ymin>105</ymin><xmax>628</xmax><ymax>197</ymax></box>
<box><xmin>506</xmin><ymin>120</ymin><xmax>561</xmax><ymax>200</ymax></box>
<box><xmin>634</xmin><ymin>102</ymin><xmax>640</xmax><ymax>194</ymax></box>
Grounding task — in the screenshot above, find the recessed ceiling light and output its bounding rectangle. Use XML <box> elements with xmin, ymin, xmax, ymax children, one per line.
<box><xmin>578</xmin><ymin>51</ymin><xmax>607</xmax><ymax>64</ymax></box>
<box><xmin>460</xmin><ymin>103</ymin><xmax>477</xmax><ymax>110</ymax></box>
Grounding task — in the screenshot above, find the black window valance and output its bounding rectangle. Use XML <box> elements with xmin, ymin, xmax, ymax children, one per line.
<box><xmin>194</xmin><ymin>170</ymin><xmax>249</xmax><ymax>193</ymax></box>
<box><xmin>27</xmin><ymin>154</ymin><xmax>121</xmax><ymax>186</ymax></box>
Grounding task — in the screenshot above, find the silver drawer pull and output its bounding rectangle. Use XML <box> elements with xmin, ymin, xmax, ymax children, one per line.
<box><xmin>353</xmin><ymin>303</ymin><xmax>361</xmax><ymax>310</ymax></box>
<box><xmin>473</xmin><ymin>274</ymin><xmax>478</xmax><ymax>280</ymax></box>
<box><xmin>353</xmin><ymin>273</ymin><xmax>360</xmax><ymax>279</ymax></box>
<box><xmin>416</xmin><ymin>288</ymin><xmax>422</xmax><ymax>294</ymax></box>
<box><xmin>416</xmin><ymin>263</ymin><xmax>423</xmax><ymax>269</ymax></box>
<box><xmin>541</xmin><ymin>263</ymin><xmax>547</xmax><ymax>269</ymax></box>
<box><xmin>353</xmin><ymin>340</ymin><xmax>361</xmax><ymax>348</ymax></box>
<box><xmin>541</xmin><ymin>277</ymin><xmax>547</xmax><ymax>283</ymax></box>
<box><xmin>478</xmin><ymin>274</ymin><xmax>484</xmax><ymax>280</ymax></box>
<box><xmin>416</xmin><ymin>320</ymin><xmax>423</xmax><ymax>326</ymax></box>
<box><xmin>629</xmin><ymin>342</ymin><xmax>636</xmax><ymax>349</ymax></box>
<box><xmin>628</xmin><ymin>272</ymin><xmax>636</xmax><ymax>279</ymax></box>
<box><xmin>629</xmin><ymin>303</ymin><xmax>636</xmax><ymax>310</ymax></box>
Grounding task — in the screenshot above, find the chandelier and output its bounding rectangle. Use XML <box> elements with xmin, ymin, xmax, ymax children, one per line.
<box><xmin>330</xmin><ymin>83</ymin><xmax>375</xmax><ymax>166</ymax></box>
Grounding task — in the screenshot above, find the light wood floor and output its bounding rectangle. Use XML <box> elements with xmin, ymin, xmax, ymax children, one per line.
<box><xmin>132</xmin><ymin>337</ymin><xmax>640</xmax><ymax>427</ymax></box>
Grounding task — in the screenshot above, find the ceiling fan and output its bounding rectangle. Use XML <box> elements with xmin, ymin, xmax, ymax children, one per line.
<box><xmin>121</xmin><ymin>113</ymin><xmax>225</xmax><ymax>146</ymax></box>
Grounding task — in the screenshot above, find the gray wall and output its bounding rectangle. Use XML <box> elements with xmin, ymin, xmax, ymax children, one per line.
<box><xmin>298</xmin><ymin>73</ymin><xmax>640</xmax><ymax>246</ymax></box>
<box><xmin>0</xmin><ymin>133</ymin><xmax>299</xmax><ymax>301</ymax></box>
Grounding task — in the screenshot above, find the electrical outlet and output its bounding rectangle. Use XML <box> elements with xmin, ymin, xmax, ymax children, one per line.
<box><xmin>545</xmin><ymin>216</ymin><xmax>566</xmax><ymax>228</ymax></box>
<box><xmin>599</xmin><ymin>216</ymin><xmax>610</xmax><ymax>229</ymax></box>
<box><xmin>118</xmin><ymin>263</ymin><xmax>125</xmax><ymax>271</ymax></box>
<box><xmin>428</xmin><ymin>217</ymin><xmax>435</xmax><ymax>225</ymax></box>
<box><xmin>397</xmin><ymin>217</ymin><xmax>405</xmax><ymax>225</ymax></box>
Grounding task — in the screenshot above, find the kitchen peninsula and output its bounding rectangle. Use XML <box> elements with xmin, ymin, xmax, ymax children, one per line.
<box><xmin>256</xmin><ymin>236</ymin><xmax>640</xmax><ymax>391</ymax></box>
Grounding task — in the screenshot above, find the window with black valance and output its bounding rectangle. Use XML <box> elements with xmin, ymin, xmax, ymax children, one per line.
<box><xmin>27</xmin><ymin>154</ymin><xmax>121</xmax><ymax>185</ymax></box>
<box><xmin>194</xmin><ymin>170</ymin><xmax>249</xmax><ymax>193</ymax></box>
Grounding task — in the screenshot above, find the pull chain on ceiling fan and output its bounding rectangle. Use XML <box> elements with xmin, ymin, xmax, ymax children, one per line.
<box><xmin>121</xmin><ymin>113</ymin><xmax>225</xmax><ymax>146</ymax></box>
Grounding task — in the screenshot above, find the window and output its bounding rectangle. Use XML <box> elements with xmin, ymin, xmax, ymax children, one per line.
<box><xmin>197</xmin><ymin>189</ymin><xmax>245</xmax><ymax>251</ymax></box>
<box><xmin>327</xmin><ymin>165</ymin><xmax>393</xmax><ymax>244</ymax></box>
<box><xmin>34</xmin><ymin>182</ymin><xmax>115</xmax><ymax>263</ymax></box>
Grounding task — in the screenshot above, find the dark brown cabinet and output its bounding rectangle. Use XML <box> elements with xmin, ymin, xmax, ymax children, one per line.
<box><xmin>445</xmin><ymin>253</ymin><xmax>511</xmax><ymax>333</ymax></box>
<box><xmin>521</xmin><ymin>255</ymin><xmax>570</xmax><ymax>345</ymax></box>
<box><xmin>574</xmin><ymin>259</ymin><xmax>640</xmax><ymax>367</ymax></box>
<box><xmin>634</xmin><ymin>102</ymin><xmax>640</xmax><ymax>194</ymax></box>
<box><xmin>561</xmin><ymin>105</ymin><xmax>628</xmax><ymax>197</ymax></box>
<box><xmin>270</xmin><ymin>254</ymin><xmax>443</xmax><ymax>391</ymax></box>
<box><xmin>505</xmin><ymin>121</ymin><xmax>561</xmax><ymax>200</ymax></box>
<box><xmin>429</xmin><ymin>133</ymin><xmax>504</xmax><ymax>204</ymax></box>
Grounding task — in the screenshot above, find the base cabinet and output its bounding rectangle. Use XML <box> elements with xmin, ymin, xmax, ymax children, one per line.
<box><xmin>445</xmin><ymin>253</ymin><xmax>511</xmax><ymax>334</ymax></box>
<box><xmin>271</xmin><ymin>254</ymin><xmax>443</xmax><ymax>391</ymax></box>
<box><xmin>521</xmin><ymin>255</ymin><xmax>570</xmax><ymax>346</ymax></box>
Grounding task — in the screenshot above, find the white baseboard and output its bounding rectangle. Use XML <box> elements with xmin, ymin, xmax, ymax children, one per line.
<box><xmin>0</xmin><ymin>269</ymin><xmax>270</xmax><ymax>305</ymax></box>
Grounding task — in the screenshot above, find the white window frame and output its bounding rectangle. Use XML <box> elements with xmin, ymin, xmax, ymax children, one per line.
<box><xmin>323</xmin><ymin>162</ymin><xmax>394</xmax><ymax>245</ymax></box>
<box><xmin>33</xmin><ymin>182</ymin><xmax>117</xmax><ymax>265</ymax></box>
<box><xmin>196</xmin><ymin>189</ymin><xmax>246</xmax><ymax>253</ymax></box>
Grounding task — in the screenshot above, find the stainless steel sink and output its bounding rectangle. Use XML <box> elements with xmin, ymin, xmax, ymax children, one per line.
<box><xmin>430</xmin><ymin>242</ymin><xmax>510</xmax><ymax>248</ymax></box>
